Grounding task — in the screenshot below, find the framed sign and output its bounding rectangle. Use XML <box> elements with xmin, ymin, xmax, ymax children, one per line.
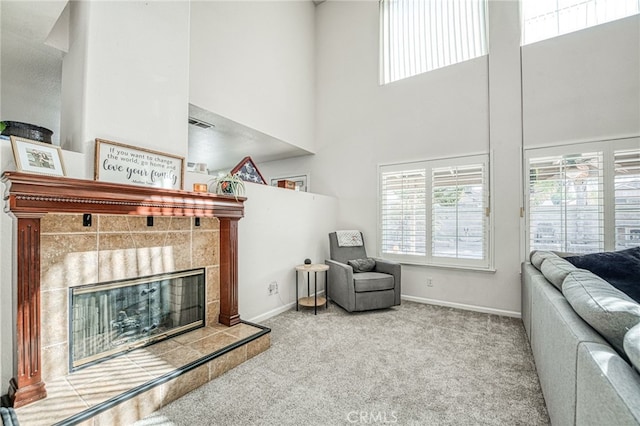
<box><xmin>94</xmin><ymin>139</ymin><xmax>184</xmax><ymax>190</ymax></box>
<box><xmin>230</xmin><ymin>156</ymin><xmax>266</xmax><ymax>184</ymax></box>
<box><xmin>11</xmin><ymin>136</ymin><xmax>66</xmax><ymax>177</ymax></box>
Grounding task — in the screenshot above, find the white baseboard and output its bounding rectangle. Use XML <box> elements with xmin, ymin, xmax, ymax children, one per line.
<box><xmin>401</xmin><ymin>295</ymin><xmax>521</xmax><ymax>318</ymax></box>
<box><xmin>246</xmin><ymin>302</ymin><xmax>296</xmax><ymax>324</ymax></box>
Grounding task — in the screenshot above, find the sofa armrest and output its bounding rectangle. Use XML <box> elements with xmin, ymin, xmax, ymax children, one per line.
<box><xmin>373</xmin><ymin>258</ymin><xmax>401</xmax><ymax>305</ymax></box>
<box><xmin>325</xmin><ymin>259</ymin><xmax>356</xmax><ymax>311</ymax></box>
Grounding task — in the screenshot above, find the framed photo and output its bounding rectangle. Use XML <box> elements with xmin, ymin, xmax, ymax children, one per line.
<box><xmin>270</xmin><ymin>174</ymin><xmax>309</xmax><ymax>192</ymax></box>
<box><xmin>231</xmin><ymin>156</ymin><xmax>266</xmax><ymax>185</ymax></box>
<box><xmin>10</xmin><ymin>136</ymin><xmax>66</xmax><ymax>177</ymax></box>
<box><xmin>94</xmin><ymin>139</ymin><xmax>184</xmax><ymax>190</ymax></box>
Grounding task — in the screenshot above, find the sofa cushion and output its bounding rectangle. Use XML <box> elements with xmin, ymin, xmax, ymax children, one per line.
<box><xmin>563</xmin><ymin>270</ymin><xmax>640</xmax><ymax>357</ymax></box>
<box><xmin>530</xmin><ymin>250</ymin><xmax>559</xmax><ymax>269</ymax></box>
<box><xmin>565</xmin><ymin>247</ymin><xmax>640</xmax><ymax>303</ymax></box>
<box><xmin>353</xmin><ymin>272</ymin><xmax>394</xmax><ymax>292</ymax></box>
<box><xmin>540</xmin><ymin>256</ymin><xmax>578</xmax><ymax>290</ymax></box>
<box><xmin>624</xmin><ymin>323</ymin><xmax>640</xmax><ymax>372</ymax></box>
<box><xmin>348</xmin><ymin>258</ymin><xmax>376</xmax><ymax>273</ymax></box>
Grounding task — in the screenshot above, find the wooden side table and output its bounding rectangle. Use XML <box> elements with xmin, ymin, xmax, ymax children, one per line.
<box><xmin>295</xmin><ymin>263</ymin><xmax>330</xmax><ymax>315</ymax></box>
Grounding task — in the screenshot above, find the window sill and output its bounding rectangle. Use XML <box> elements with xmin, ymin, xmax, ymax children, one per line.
<box><xmin>396</xmin><ymin>260</ymin><xmax>496</xmax><ymax>273</ymax></box>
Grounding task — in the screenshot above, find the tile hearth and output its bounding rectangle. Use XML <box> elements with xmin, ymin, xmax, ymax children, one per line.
<box><xmin>15</xmin><ymin>322</ymin><xmax>270</xmax><ymax>426</ymax></box>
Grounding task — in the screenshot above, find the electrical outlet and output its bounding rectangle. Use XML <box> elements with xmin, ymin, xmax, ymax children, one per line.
<box><xmin>268</xmin><ymin>281</ymin><xmax>279</xmax><ymax>295</ymax></box>
<box><xmin>426</xmin><ymin>277</ymin><xmax>433</xmax><ymax>287</ymax></box>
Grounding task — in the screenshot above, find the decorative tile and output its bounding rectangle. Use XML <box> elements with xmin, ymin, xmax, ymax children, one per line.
<box><xmin>126</xmin><ymin>350</ymin><xmax>175</xmax><ymax>378</ymax></box>
<box><xmin>247</xmin><ymin>334</ymin><xmax>271</xmax><ymax>360</ymax></box>
<box><xmin>172</xmin><ymin>326</ymin><xmax>223</xmax><ymax>345</ymax></box>
<box><xmin>42</xmin><ymin>343</ymin><xmax>68</xmax><ymax>382</ymax></box>
<box><xmin>161</xmin><ymin>365</ymin><xmax>209</xmax><ymax>406</ymax></box>
<box><xmin>206</xmin><ymin>265</ymin><xmax>220</xmax><ymax>303</ymax></box>
<box><xmin>193</xmin><ymin>217</ymin><xmax>219</xmax><ymax>231</ymax></box>
<box><xmin>226</xmin><ymin>323</ymin><xmax>262</xmax><ymax>340</ymax></box>
<box><xmin>188</xmin><ymin>332</ymin><xmax>238</xmax><ymax>356</ymax></box>
<box><xmin>192</xmin><ymin>230</ymin><xmax>219</xmax><ymax>267</ymax></box>
<box><xmin>15</xmin><ymin>377</ymin><xmax>89</xmax><ymax>426</ymax></box>
<box><xmin>93</xmin><ymin>386</ymin><xmax>164</xmax><ymax>426</ymax></box>
<box><xmin>209</xmin><ymin>346</ymin><xmax>247</xmax><ymax>379</ymax></box>
<box><xmin>41</xmin><ymin>288</ymin><xmax>68</xmax><ymax>347</ymax></box>
<box><xmin>41</xmin><ymin>213</ymin><xmax>97</xmax><ymax>234</ymax></box>
<box><xmin>40</xmin><ymin>234</ymin><xmax>98</xmax><ymax>290</ymax></box>
<box><xmin>206</xmin><ymin>300</ymin><xmax>220</xmax><ymax>326</ymax></box>
<box><xmin>156</xmin><ymin>345</ymin><xmax>203</xmax><ymax>368</ymax></box>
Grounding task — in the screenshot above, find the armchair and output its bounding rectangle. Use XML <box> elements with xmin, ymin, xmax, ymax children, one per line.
<box><xmin>325</xmin><ymin>232</ymin><xmax>401</xmax><ymax>312</ymax></box>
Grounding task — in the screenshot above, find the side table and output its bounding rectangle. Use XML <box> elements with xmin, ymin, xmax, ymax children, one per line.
<box><xmin>295</xmin><ymin>263</ymin><xmax>330</xmax><ymax>315</ymax></box>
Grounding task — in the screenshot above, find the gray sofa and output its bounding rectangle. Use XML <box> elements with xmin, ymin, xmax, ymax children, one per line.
<box><xmin>522</xmin><ymin>250</ymin><xmax>640</xmax><ymax>425</ymax></box>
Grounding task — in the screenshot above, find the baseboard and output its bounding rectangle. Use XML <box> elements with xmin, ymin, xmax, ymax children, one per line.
<box><xmin>402</xmin><ymin>295</ymin><xmax>521</xmax><ymax>318</ymax></box>
<box><xmin>246</xmin><ymin>302</ymin><xmax>296</xmax><ymax>323</ymax></box>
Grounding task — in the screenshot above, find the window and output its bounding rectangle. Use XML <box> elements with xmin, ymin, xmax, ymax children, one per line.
<box><xmin>380</xmin><ymin>0</ymin><xmax>488</xmax><ymax>85</ymax></box>
<box><xmin>525</xmin><ymin>138</ymin><xmax>640</xmax><ymax>254</ymax></box>
<box><xmin>379</xmin><ymin>154</ymin><xmax>491</xmax><ymax>269</ymax></box>
<box><xmin>522</xmin><ymin>0</ymin><xmax>640</xmax><ymax>45</ymax></box>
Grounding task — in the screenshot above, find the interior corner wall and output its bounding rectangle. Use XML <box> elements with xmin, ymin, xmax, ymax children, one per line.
<box><xmin>522</xmin><ymin>14</ymin><xmax>640</xmax><ymax>147</ymax></box>
<box><xmin>238</xmin><ymin>183</ymin><xmax>337</xmax><ymax>322</ymax></box>
<box><xmin>189</xmin><ymin>1</ymin><xmax>316</xmax><ymax>153</ymax></box>
<box><xmin>61</xmin><ymin>1</ymin><xmax>190</xmax><ymax>165</ymax></box>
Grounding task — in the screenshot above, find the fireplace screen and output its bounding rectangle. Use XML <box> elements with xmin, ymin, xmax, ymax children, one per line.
<box><xmin>70</xmin><ymin>268</ymin><xmax>205</xmax><ymax>369</ymax></box>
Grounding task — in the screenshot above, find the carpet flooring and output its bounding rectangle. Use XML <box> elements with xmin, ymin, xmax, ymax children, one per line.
<box><xmin>136</xmin><ymin>301</ymin><xmax>549</xmax><ymax>425</ymax></box>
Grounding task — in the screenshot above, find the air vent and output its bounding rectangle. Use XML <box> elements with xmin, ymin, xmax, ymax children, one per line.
<box><xmin>188</xmin><ymin>117</ymin><xmax>215</xmax><ymax>130</ymax></box>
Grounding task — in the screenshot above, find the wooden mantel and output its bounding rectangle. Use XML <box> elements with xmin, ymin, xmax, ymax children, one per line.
<box><xmin>1</xmin><ymin>172</ymin><xmax>246</xmax><ymax>408</ymax></box>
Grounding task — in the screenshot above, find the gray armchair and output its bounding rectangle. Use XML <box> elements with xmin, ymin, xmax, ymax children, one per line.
<box><xmin>325</xmin><ymin>232</ymin><xmax>401</xmax><ymax>312</ymax></box>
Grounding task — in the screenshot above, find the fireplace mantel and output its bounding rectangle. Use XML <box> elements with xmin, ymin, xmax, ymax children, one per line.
<box><xmin>2</xmin><ymin>172</ymin><xmax>245</xmax><ymax>408</ymax></box>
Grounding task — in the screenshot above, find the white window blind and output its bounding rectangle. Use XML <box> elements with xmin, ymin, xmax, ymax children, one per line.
<box><xmin>380</xmin><ymin>0</ymin><xmax>488</xmax><ymax>85</ymax></box>
<box><xmin>522</xmin><ymin>0</ymin><xmax>640</xmax><ymax>45</ymax></box>
<box><xmin>379</xmin><ymin>154</ymin><xmax>491</xmax><ymax>269</ymax></box>
<box><xmin>380</xmin><ymin>167</ymin><xmax>427</xmax><ymax>257</ymax></box>
<box><xmin>432</xmin><ymin>163</ymin><xmax>487</xmax><ymax>260</ymax></box>
<box><xmin>614</xmin><ymin>148</ymin><xmax>640</xmax><ymax>250</ymax></box>
<box><xmin>525</xmin><ymin>138</ymin><xmax>640</xmax><ymax>255</ymax></box>
<box><xmin>527</xmin><ymin>152</ymin><xmax>604</xmax><ymax>254</ymax></box>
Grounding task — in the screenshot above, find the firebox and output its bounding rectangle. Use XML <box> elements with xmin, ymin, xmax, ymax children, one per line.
<box><xmin>70</xmin><ymin>268</ymin><xmax>205</xmax><ymax>369</ymax></box>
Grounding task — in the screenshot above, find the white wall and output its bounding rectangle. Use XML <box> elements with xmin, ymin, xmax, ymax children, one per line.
<box><xmin>62</xmin><ymin>0</ymin><xmax>190</xmax><ymax>161</ymax></box>
<box><xmin>189</xmin><ymin>1</ymin><xmax>316</xmax><ymax>153</ymax></box>
<box><xmin>262</xmin><ymin>1</ymin><xmax>640</xmax><ymax>316</ymax></box>
<box><xmin>237</xmin><ymin>183</ymin><xmax>337</xmax><ymax>322</ymax></box>
<box><xmin>522</xmin><ymin>15</ymin><xmax>640</xmax><ymax>147</ymax></box>
<box><xmin>1</xmin><ymin>7</ymin><xmax>63</xmax><ymax>145</ymax></box>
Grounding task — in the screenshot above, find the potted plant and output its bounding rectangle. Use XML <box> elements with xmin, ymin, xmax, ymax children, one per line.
<box><xmin>209</xmin><ymin>172</ymin><xmax>245</xmax><ymax>197</ymax></box>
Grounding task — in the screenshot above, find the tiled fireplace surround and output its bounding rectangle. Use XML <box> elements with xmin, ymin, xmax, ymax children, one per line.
<box><xmin>2</xmin><ymin>172</ymin><xmax>270</xmax><ymax>425</ymax></box>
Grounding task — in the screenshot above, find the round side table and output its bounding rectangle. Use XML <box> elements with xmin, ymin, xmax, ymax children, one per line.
<box><xmin>295</xmin><ymin>264</ymin><xmax>330</xmax><ymax>315</ymax></box>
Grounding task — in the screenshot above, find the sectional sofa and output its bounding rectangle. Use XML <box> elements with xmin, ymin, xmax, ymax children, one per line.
<box><xmin>521</xmin><ymin>248</ymin><xmax>640</xmax><ymax>425</ymax></box>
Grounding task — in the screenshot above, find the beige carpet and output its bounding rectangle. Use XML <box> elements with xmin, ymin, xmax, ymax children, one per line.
<box><xmin>137</xmin><ymin>300</ymin><xmax>549</xmax><ymax>425</ymax></box>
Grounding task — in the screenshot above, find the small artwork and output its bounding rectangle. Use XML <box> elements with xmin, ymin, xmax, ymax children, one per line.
<box><xmin>10</xmin><ymin>136</ymin><xmax>66</xmax><ymax>177</ymax></box>
<box><xmin>230</xmin><ymin>156</ymin><xmax>266</xmax><ymax>184</ymax></box>
<box><xmin>270</xmin><ymin>174</ymin><xmax>309</xmax><ymax>192</ymax></box>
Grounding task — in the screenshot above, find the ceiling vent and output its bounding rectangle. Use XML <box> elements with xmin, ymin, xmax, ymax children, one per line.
<box><xmin>188</xmin><ymin>117</ymin><xmax>215</xmax><ymax>130</ymax></box>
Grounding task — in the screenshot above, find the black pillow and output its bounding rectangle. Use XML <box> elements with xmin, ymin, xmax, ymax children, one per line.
<box><xmin>347</xmin><ymin>258</ymin><xmax>376</xmax><ymax>273</ymax></box>
<box><xmin>565</xmin><ymin>247</ymin><xmax>640</xmax><ymax>303</ymax></box>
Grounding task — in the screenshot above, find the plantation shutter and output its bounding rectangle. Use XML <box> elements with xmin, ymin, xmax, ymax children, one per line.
<box><xmin>614</xmin><ymin>148</ymin><xmax>640</xmax><ymax>249</ymax></box>
<box><xmin>431</xmin><ymin>162</ymin><xmax>487</xmax><ymax>260</ymax></box>
<box><xmin>528</xmin><ymin>152</ymin><xmax>604</xmax><ymax>254</ymax></box>
<box><xmin>380</xmin><ymin>166</ymin><xmax>427</xmax><ymax>258</ymax></box>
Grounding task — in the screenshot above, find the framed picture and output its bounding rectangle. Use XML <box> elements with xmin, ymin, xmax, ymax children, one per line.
<box><xmin>231</xmin><ymin>156</ymin><xmax>266</xmax><ymax>184</ymax></box>
<box><xmin>94</xmin><ymin>139</ymin><xmax>184</xmax><ymax>190</ymax></box>
<box><xmin>10</xmin><ymin>136</ymin><xmax>66</xmax><ymax>177</ymax></box>
<box><xmin>270</xmin><ymin>174</ymin><xmax>309</xmax><ymax>192</ymax></box>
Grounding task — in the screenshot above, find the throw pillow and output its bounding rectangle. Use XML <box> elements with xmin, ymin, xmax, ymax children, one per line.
<box><xmin>565</xmin><ymin>247</ymin><xmax>640</xmax><ymax>303</ymax></box>
<box><xmin>348</xmin><ymin>258</ymin><xmax>376</xmax><ymax>273</ymax></box>
<box><xmin>563</xmin><ymin>270</ymin><xmax>640</xmax><ymax>358</ymax></box>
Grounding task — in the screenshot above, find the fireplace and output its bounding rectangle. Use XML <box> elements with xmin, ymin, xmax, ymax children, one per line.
<box><xmin>70</xmin><ymin>268</ymin><xmax>205</xmax><ymax>369</ymax></box>
<box><xmin>3</xmin><ymin>171</ymin><xmax>245</xmax><ymax>408</ymax></box>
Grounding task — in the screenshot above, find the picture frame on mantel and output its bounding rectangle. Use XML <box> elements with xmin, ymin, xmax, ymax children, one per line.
<box><xmin>94</xmin><ymin>138</ymin><xmax>185</xmax><ymax>190</ymax></box>
<box><xmin>230</xmin><ymin>156</ymin><xmax>267</xmax><ymax>185</ymax></box>
<box><xmin>10</xmin><ymin>136</ymin><xmax>67</xmax><ymax>177</ymax></box>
